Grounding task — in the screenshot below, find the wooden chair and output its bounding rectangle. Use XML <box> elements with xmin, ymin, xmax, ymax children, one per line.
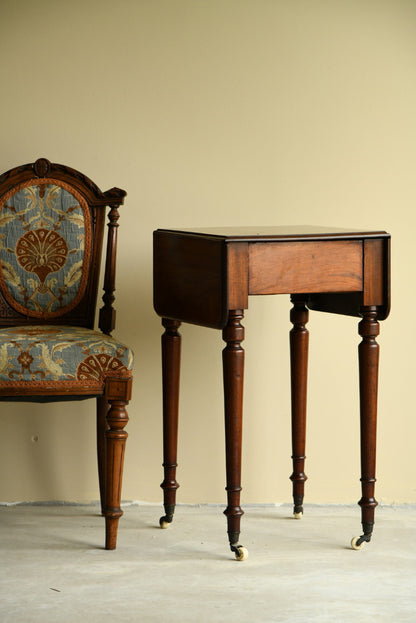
<box><xmin>0</xmin><ymin>158</ymin><xmax>133</xmax><ymax>549</ymax></box>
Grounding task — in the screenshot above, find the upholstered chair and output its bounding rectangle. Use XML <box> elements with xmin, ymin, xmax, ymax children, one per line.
<box><xmin>0</xmin><ymin>158</ymin><xmax>133</xmax><ymax>549</ymax></box>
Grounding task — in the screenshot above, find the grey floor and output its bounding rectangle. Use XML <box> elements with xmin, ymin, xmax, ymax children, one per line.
<box><xmin>0</xmin><ymin>503</ymin><xmax>415</xmax><ymax>623</ymax></box>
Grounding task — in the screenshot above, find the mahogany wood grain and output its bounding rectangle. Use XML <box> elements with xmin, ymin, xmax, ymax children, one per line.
<box><xmin>357</xmin><ymin>307</ymin><xmax>380</xmax><ymax>539</ymax></box>
<box><xmin>363</xmin><ymin>239</ymin><xmax>384</xmax><ymax>307</ymax></box>
<box><xmin>289</xmin><ymin>296</ymin><xmax>309</xmax><ymax>516</ymax></box>
<box><xmin>227</xmin><ymin>243</ymin><xmax>249</xmax><ymax>311</ymax></box>
<box><xmin>307</xmin><ymin>237</ymin><xmax>390</xmax><ymax>320</ymax></box>
<box><xmin>155</xmin><ymin>228</ymin><xmax>390</xmax><ymax>327</ymax></box>
<box><xmin>160</xmin><ymin>318</ymin><xmax>182</xmax><ymax>525</ymax></box>
<box><xmin>249</xmin><ymin>240</ymin><xmax>363</xmax><ymax>295</ymax></box>
<box><xmin>222</xmin><ymin>310</ymin><xmax>245</xmax><ymax>548</ymax></box>
<box><xmin>97</xmin><ymin>396</ymin><xmax>109</xmax><ymax>514</ymax></box>
<box><xmin>153</xmin><ymin>226</ymin><xmax>391</xmax><ymax>556</ymax></box>
<box><xmin>154</xmin><ymin>231</ymin><xmax>227</xmax><ymax>329</ymax></box>
<box><xmin>167</xmin><ymin>226</ymin><xmax>388</xmax><ymax>241</ymax></box>
<box><xmin>103</xmin><ymin>377</ymin><xmax>132</xmax><ymax>550</ymax></box>
<box><xmin>99</xmin><ymin>204</ymin><xmax>120</xmax><ymax>335</ymax></box>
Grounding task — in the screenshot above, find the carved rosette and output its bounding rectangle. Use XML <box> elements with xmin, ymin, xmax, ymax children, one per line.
<box><xmin>33</xmin><ymin>158</ymin><xmax>51</xmax><ymax>178</ymax></box>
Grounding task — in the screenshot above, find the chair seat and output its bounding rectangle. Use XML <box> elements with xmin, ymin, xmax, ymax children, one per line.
<box><xmin>0</xmin><ymin>325</ymin><xmax>133</xmax><ymax>394</ymax></box>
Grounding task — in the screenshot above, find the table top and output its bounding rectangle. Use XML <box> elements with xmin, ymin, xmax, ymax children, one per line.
<box><xmin>156</xmin><ymin>226</ymin><xmax>389</xmax><ymax>242</ymax></box>
<box><xmin>154</xmin><ymin>225</ymin><xmax>390</xmax><ymax>328</ymax></box>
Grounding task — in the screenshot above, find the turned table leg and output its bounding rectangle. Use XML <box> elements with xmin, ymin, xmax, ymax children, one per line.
<box><xmin>159</xmin><ymin>318</ymin><xmax>181</xmax><ymax>529</ymax></box>
<box><xmin>222</xmin><ymin>310</ymin><xmax>248</xmax><ymax>561</ymax></box>
<box><xmin>289</xmin><ymin>295</ymin><xmax>309</xmax><ymax>519</ymax></box>
<box><xmin>352</xmin><ymin>305</ymin><xmax>380</xmax><ymax>550</ymax></box>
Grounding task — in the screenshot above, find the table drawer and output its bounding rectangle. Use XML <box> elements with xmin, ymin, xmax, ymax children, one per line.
<box><xmin>248</xmin><ymin>240</ymin><xmax>363</xmax><ymax>295</ymax></box>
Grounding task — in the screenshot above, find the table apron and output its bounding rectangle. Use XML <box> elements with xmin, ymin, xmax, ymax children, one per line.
<box><xmin>248</xmin><ymin>240</ymin><xmax>363</xmax><ymax>295</ymax></box>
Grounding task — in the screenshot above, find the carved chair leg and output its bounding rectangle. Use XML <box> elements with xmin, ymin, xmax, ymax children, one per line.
<box><xmin>103</xmin><ymin>378</ymin><xmax>131</xmax><ymax>550</ymax></box>
<box><xmin>97</xmin><ymin>396</ymin><xmax>109</xmax><ymax>515</ymax></box>
<box><xmin>352</xmin><ymin>306</ymin><xmax>380</xmax><ymax>549</ymax></box>
<box><xmin>222</xmin><ymin>310</ymin><xmax>247</xmax><ymax>561</ymax></box>
<box><xmin>289</xmin><ymin>295</ymin><xmax>309</xmax><ymax>519</ymax></box>
<box><xmin>159</xmin><ymin>318</ymin><xmax>181</xmax><ymax>529</ymax></box>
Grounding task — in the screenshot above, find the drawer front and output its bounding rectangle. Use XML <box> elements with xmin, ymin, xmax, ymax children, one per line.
<box><xmin>249</xmin><ymin>240</ymin><xmax>363</xmax><ymax>295</ymax></box>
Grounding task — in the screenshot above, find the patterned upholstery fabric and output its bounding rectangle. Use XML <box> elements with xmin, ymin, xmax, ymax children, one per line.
<box><xmin>0</xmin><ymin>326</ymin><xmax>133</xmax><ymax>391</ymax></box>
<box><xmin>0</xmin><ymin>181</ymin><xmax>91</xmax><ymax>318</ymax></box>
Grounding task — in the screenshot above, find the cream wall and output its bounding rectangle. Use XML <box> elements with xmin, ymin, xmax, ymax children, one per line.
<box><xmin>1</xmin><ymin>0</ymin><xmax>415</xmax><ymax>505</ymax></box>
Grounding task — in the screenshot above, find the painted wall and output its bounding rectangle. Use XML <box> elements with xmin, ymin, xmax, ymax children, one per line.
<box><xmin>1</xmin><ymin>0</ymin><xmax>415</xmax><ymax>505</ymax></box>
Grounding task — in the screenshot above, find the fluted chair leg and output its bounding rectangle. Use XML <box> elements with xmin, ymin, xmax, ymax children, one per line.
<box><xmin>97</xmin><ymin>396</ymin><xmax>109</xmax><ymax>515</ymax></box>
<box><xmin>102</xmin><ymin>378</ymin><xmax>132</xmax><ymax>550</ymax></box>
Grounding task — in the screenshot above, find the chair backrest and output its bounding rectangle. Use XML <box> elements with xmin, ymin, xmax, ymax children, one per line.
<box><xmin>0</xmin><ymin>158</ymin><xmax>126</xmax><ymax>334</ymax></box>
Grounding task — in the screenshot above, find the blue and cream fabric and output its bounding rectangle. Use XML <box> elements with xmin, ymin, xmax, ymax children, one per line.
<box><xmin>0</xmin><ymin>326</ymin><xmax>133</xmax><ymax>390</ymax></box>
<box><xmin>0</xmin><ymin>181</ymin><xmax>90</xmax><ymax>317</ymax></box>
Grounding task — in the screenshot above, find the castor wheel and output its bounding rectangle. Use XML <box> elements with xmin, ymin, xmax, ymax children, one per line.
<box><xmin>293</xmin><ymin>511</ymin><xmax>303</xmax><ymax>520</ymax></box>
<box><xmin>351</xmin><ymin>534</ymin><xmax>371</xmax><ymax>550</ymax></box>
<box><xmin>159</xmin><ymin>516</ymin><xmax>172</xmax><ymax>529</ymax></box>
<box><xmin>231</xmin><ymin>545</ymin><xmax>249</xmax><ymax>561</ymax></box>
<box><xmin>351</xmin><ymin>536</ymin><xmax>364</xmax><ymax>550</ymax></box>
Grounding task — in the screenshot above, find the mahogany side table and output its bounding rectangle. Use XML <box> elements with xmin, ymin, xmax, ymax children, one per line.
<box><xmin>153</xmin><ymin>226</ymin><xmax>390</xmax><ymax>560</ymax></box>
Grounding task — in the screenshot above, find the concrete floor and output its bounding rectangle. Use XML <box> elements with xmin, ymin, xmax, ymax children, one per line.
<box><xmin>0</xmin><ymin>503</ymin><xmax>415</xmax><ymax>623</ymax></box>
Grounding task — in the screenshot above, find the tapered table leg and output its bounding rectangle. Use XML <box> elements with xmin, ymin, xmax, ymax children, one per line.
<box><xmin>289</xmin><ymin>296</ymin><xmax>309</xmax><ymax>519</ymax></box>
<box><xmin>352</xmin><ymin>306</ymin><xmax>380</xmax><ymax>550</ymax></box>
<box><xmin>222</xmin><ymin>310</ymin><xmax>248</xmax><ymax>561</ymax></box>
<box><xmin>160</xmin><ymin>318</ymin><xmax>181</xmax><ymax>528</ymax></box>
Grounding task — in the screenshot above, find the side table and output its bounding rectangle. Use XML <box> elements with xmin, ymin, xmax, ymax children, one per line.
<box><xmin>153</xmin><ymin>226</ymin><xmax>390</xmax><ymax>560</ymax></box>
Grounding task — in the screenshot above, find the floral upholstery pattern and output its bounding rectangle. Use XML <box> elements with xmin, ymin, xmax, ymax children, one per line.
<box><xmin>0</xmin><ymin>325</ymin><xmax>133</xmax><ymax>391</ymax></box>
<box><xmin>0</xmin><ymin>181</ymin><xmax>91</xmax><ymax>318</ymax></box>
